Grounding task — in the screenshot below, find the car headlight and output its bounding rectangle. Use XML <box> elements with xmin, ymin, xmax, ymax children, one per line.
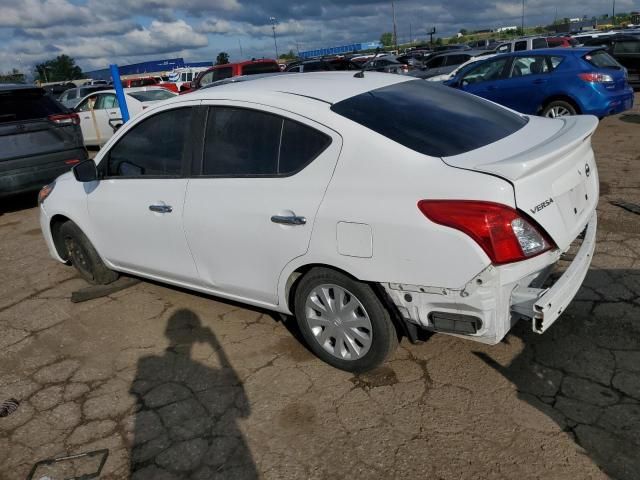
<box><xmin>38</xmin><ymin>181</ymin><xmax>56</xmax><ymax>205</ymax></box>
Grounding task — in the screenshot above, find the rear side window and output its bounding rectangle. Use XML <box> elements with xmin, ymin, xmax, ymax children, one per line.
<box><xmin>532</xmin><ymin>38</ymin><xmax>548</xmax><ymax>49</ymax></box>
<box><xmin>0</xmin><ymin>88</ymin><xmax>65</xmax><ymax>124</ymax></box>
<box><xmin>242</xmin><ymin>62</ymin><xmax>280</xmax><ymax>75</ymax></box>
<box><xmin>106</xmin><ymin>107</ymin><xmax>191</xmax><ymax>177</ymax></box>
<box><xmin>202</xmin><ymin>107</ymin><xmax>330</xmax><ymax>176</ymax></box>
<box><xmin>128</xmin><ymin>90</ymin><xmax>175</xmax><ymax>102</ymax></box>
<box><xmin>584</xmin><ymin>50</ymin><xmax>622</xmax><ymax>68</ymax></box>
<box><xmin>198</xmin><ymin>71</ymin><xmax>214</xmax><ymax>87</ymax></box>
<box><xmin>514</xmin><ymin>41</ymin><xmax>527</xmax><ymax>51</ymax></box>
<box><xmin>445</xmin><ymin>55</ymin><xmax>470</xmax><ymax>66</ymax></box>
<box><xmin>426</xmin><ymin>56</ymin><xmax>446</xmax><ymax>68</ymax></box>
<box><xmin>331</xmin><ymin>80</ymin><xmax>528</xmax><ymax>158</ymax></box>
<box><xmin>96</xmin><ymin>94</ymin><xmax>118</xmax><ymax>109</ymax></box>
<box><xmin>613</xmin><ymin>40</ymin><xmax>640</xmax><ymax>54</ymax></box>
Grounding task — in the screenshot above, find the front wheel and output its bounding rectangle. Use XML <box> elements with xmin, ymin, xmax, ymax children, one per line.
<box><xmin>542</xmin><ymin>100</ymin><xmax>577</xmax><ymax>118</ymax></box>
<box><xmin>293</xmin><ymin>268</ymin><xmax>398</xmax><ymax>373</ymax></box>
<box><xmin>59</xmin><ymin>221</ymin><xmax>118</xmax><ymax>285</ymax></box>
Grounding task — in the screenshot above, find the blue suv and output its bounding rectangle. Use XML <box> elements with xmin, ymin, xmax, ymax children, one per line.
<box><xmin>445</xmin><ymin>48</ymin><xmax>634</xmax><ymax>118</ymax></box>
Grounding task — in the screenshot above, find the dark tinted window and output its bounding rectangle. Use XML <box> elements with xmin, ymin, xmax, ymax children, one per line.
<box><xmin>331</xmin><ymin>80</ymin><xmax>527</xmax><ymax>157</ymax></box>
<box><xmin>242</xmin><ymin>62</ymin><xmax>280</xmax><ymax>75</ymax></box>
<box><xmin>213</xmin><ymin>67</ymin><xmax>233</xmax><ymax>81</ymax></box>
<box><xmin>0</xmin><ymin>88</ymin><xmax>65</xmax><ymax>123</ymax></box>
<box><xmin>514</xmin><ymin>41</ymin><xmax>527</xmax><ymax>51</ymax></box>
<box><xmin>583</xmin><ymin>50</ymin><xmax>622</xmax><ymax>68</ymax></box>
<box><xmin>302</xmin><ymin>62</ymin><xmax>325</xmax><ymax>72</ymax></box>
<box><xmin>426</xmin><ymin>56</ymin><xmax>446</xmax><ymax>68</ymax></box>
<box><xmin>202</xmin><ymin>107</ymin><xmax>330</xmax><ymax>176</ymax></box>
<box><xmin>203</xmin><ymin>107</ymin><xmax>281</xmax><ymax>175</ymax></box>
<box><xmin>107</xmin><ymin>107</ymin><xmax>191</xmax><ymax>177</ymax></box>
<box><xmin>279</xmin><ymin>120</ymin><xmax>331</xmax><ymax>174</ymax></box>
<box><xmin>128</xmin><ymin>90</ymin><xmax>175</xmax><ymax>102</ymax></box>
<box><xmin>614</xmin><ymin>40</ymin><xmax>640</xmax><ymax>54</ymax></box>
<box><xmin>532</xmin><ymin>38</ymin><xmax>548</xmax><ymax>49</ymax></box>
<box><xmin>445</xmin><ymin>55</ymin><xmax>470</xmax><ymax>66</ymax></box>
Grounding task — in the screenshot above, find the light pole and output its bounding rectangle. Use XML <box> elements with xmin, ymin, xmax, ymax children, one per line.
<box><xmin>521</xmin><ymin>0</ymin><xmax>525</xmax><ymax>33</ymax></box>
<box><xmin>612</xmin><ymin>0</ymin><xmax>616</xmax><ymax>25</ymax></box>
<box><xmin>391</xmin><ymin>1</ymin><xmax>398</xmax><ymax>51</ymax></box>
<box><xmin>269</xmin><ymin>16</ymin><xmax>279</xmax><ymax>60</ymax></box>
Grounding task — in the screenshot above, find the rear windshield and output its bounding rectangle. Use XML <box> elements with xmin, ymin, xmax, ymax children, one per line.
<box><xmin>128</xmin><ymin>90</ymin><xmax>175</xmax><ymax>102</ymax></box>
<box><xmin>242</xmin><ymin>63</ymin><xmax>280</xmax><ymax>75</ymax></box>
<box><xmin>583</xmin><ymin>50</ymin><xmax>622</xmax><ymax>69</ymax></box>
<box><xmin>0</xmin><ymin>88</ymin><xmax>65</xmax><ymax>124</ymax></box>
<box><xmin>330</xmin><ymin>80</ymin><xmax>528</xmax><ymax>157</ymax></box>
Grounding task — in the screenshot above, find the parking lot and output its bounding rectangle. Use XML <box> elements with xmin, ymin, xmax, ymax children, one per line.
<box><xmin>0</xmin><ymin>94</ymin><xmax>639</xmax><ymax>479</ymax></box>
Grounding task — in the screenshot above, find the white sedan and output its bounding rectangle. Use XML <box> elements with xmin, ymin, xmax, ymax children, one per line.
<box><xmin>39</xmin><ymin>72</ymin><xmax>598</xmax><ymax>372</ymax></box>
<box><xmin>74</xmin><ymin>87</ymin><xmax>177</xmax><ymax>147</ymax></box>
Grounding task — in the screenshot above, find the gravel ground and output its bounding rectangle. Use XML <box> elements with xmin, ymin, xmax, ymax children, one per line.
<box><xmin>1</xmin><ymin>95</ymin><xmax>639</xmax><ymax>480</ymax></box>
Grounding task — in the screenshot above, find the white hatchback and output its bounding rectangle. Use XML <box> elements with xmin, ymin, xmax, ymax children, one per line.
<box><xmin>39</xmin><ymin>72</ymin><xmax>598</xmax><ymax>372</ymax></box>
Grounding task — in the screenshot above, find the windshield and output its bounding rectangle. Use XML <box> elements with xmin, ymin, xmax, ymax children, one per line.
<box><xmin>128</xmin><ymin>90</ymin><xmax>176</xmax><ymax>102</ymax></box>
<box><xmin>331</xmin><ymin>80</ymin><xmax>528</xmax><ymax>157</ymax></box>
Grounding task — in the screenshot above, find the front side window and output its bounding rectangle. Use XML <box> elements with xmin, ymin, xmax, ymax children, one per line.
<box><xmin>461</xmin><ymin>58</ymin><xmax>508</xmax><ymax>85</ymax></box>
<box><xmin>96</xmin><ymin>94</ymin><xmax>118</xmax><ymax>110</ymax></box>
<box><xmin>497</xmin><ymin>43</ymin><xmax>512</xmax><ymax>53</ymax></box>
<box><xmin>426</xmin><ymin>56</ymin><xmax>446</xmax><ymax>68</ymax></box>
<box><xmin>445</xmin><ymin>55</ymin><xmax>470</xmax><ymax>66</ymax></box>
<box><xmin>510</xmin><ymin>56</ymin><xmax>550</xmax><ymax>77</ymax></box>
<box><xmin>202</xmin><ymin>107</ymin><xmax>330</xmax><ymax>176</ymax></box>
<box><xmin>514</xmin><ymin>41</ymin><xmax>527</xmax><ymax>51</ymax></box>
<box><xmin>106</xmin><ymin>107</ymin><xmax>191</xmax><ymax>177</ymax></box>
<box><xmin>199</xmin><ymin>71</ymin><xmax>214</xmax><ymax>87</ymax></box>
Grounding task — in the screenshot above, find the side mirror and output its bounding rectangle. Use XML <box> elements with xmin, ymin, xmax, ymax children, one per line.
<box><xmin>73</xmin><ymin>159</ymin><xmax>98</xmax><ymax>182</ymax></box>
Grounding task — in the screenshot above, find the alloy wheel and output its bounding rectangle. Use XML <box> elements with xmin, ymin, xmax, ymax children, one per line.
<box><xmin>545</xmin><ymin>105</ymin><xmax>572</xmax><ymax>118</ymax></box>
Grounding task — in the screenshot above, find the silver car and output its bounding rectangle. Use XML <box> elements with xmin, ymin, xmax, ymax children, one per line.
<box><xmin>58</xmin><ymin>86</ymin><xmax>109</xmax><ymax>109</ymax></box>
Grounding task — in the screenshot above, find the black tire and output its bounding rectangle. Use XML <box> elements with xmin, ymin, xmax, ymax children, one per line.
<box><xmin>293</xmin><ymin>267</ymin><xmax>398</xmax><ymax>373</ymax></box>
<box><xmin>542</xmin><ymin>100</ymin><xmax>577</xmax><ymax>118</ymax></box>
<box><xmin>59</xmin><ymin>221</ymin><xmax>118</xmax><ymax>285</ymax></box>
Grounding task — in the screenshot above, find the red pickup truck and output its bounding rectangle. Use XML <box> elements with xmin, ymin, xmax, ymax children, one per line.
<box><xmin>186</xmin><ymin>59</ymin><xmax>280</xmax><ymax>93</ymax></box>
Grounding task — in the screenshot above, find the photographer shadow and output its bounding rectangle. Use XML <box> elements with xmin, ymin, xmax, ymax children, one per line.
<box><xmin>129</xmin><ymin>309</ymin><xmax>258</xmax><ymax>479</ymax></box>
<box><xmin>476</xmin><ymin>268</ymin><xmax>640</xmax><ymax>479</ymax></box>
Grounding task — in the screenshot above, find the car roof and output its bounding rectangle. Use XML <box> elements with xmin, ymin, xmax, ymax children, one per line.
<box><xmin>432</xmin><ymin>49</ymin><xmax>488</xmax><ymax>57</ymax></box>
<box><xmin>177</xmin><ymin>71</ymin><xmax>412</xmax><ymax>105</ymax></box>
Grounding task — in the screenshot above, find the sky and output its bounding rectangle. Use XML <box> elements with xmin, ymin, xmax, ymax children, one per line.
<box><xmin>0</xmin><ymin>0</ymin><xmax>636</xmax><ymax>75</ymax></box>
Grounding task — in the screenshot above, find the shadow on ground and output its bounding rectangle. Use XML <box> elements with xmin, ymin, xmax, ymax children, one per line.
<box><xmin>0</xmin><ymin>191</ymin><xmax>38</xmax><ymax>215</ymax></box>
<box><xmin>129</xmin><ymin>309</ymin><xmax>258</xmax><ymax>479</ymax></box>
<box><xmin>477</xmin><ymin>268</ymin><xmax>640</xmax><ymax>480</ymax></box>
<box><xmin>619</xmin><ymin>113</ymin><xmax>640</xmax><ymax>124</ymax></box>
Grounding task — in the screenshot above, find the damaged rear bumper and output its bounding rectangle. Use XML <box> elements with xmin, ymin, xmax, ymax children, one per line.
<box><xmin>382</xmin><ymin>212</ymin><xmax>597</xmax><ymax>344</ymax></box>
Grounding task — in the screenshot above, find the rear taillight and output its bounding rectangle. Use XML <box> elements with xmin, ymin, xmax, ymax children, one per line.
<box><xmin>578</xmin><ymin>72</ymin><xmax>614</xmax><ymax>83</ymax></box>
<box><xmin>49</xmin><ymin>113</ymin><xmax>80</xmax><ymax>126</ymax></box>
<box><xmin>418</xmin><ymin>200</ymin><xmax>553</xmax><ymax>265</ymax></box>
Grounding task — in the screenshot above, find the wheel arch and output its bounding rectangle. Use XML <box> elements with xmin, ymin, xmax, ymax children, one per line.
<box><xmin>50</xmin><ymin>214</ymin><xmax>73</xmax><ymax>261</ymax></box>
<box><xmin>539</xmin><ymin>94</ymin><xmax>582</xmax><ymax>115</ymax></box>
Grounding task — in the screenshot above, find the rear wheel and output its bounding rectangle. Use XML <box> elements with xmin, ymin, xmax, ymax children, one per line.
<box><xmin>293</xmin><ymin>268</ymin><xmax>398</xmax><ymax>372</ymax></box>
<box><xmin>542</xmin><ymin>100</ymin><xmax>577</xmax><ymax>118</ymax></box>
<box><xmin>59</xmin><ymin>221</ymin><xmax>118</xmax><ymax>285</ymax></box>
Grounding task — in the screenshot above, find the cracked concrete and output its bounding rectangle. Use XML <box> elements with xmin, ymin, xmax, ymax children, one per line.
<box><xmin>1</xmin><ymin>95</ymin><xmax>639</xmax><ymax>479</ymax></box>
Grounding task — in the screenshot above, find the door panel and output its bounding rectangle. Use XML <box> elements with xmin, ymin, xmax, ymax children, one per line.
<box><xmin>87</xmin><ymin>104</ymin><xmax>200</xmax><ymax>283</ymax></box>
<box><xmin>495</xmin><ymin>56</ymin><xmax>552</xmax><ymax>114</ymax></box>
<box><xmin>183</xmin><ymin>102</ymin><xmax>342</xmax><ymax>305</ymax></box>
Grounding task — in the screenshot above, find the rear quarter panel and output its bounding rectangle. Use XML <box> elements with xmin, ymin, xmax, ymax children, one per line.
<box><xmin>285</xmin><ymin>115</ymin><xmax>516</xmax><ymax>291</ymax></box>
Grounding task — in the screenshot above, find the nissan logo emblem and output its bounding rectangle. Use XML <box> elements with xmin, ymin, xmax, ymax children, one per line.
<box><xmin>585</xmin><ymin>164</ymin><xmax>591</xmax><ymax>177</ymax></box>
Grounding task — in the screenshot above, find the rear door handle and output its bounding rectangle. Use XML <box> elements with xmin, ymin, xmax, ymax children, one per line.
<box><xmin>149</xmin><ymin>204</ymin><xmax>173</xmax><ymax>213</ymax></box>
<box><xmin>271</xmin><ymin>215</ymin><xmax>306</xmax><ymax>226</ymax></box>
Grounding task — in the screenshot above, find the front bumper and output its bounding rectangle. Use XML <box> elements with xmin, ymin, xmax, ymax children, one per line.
<box><xmin>383</xmin><ymin>212</ymin><xmax>597</xmax><ymax>344</ymax></box>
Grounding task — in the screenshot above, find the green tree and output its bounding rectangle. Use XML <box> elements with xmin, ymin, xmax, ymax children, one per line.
<box><xmin>434</xmin><ymin>37</ymin><xmax>443</xmax><ymax>46</ymax></box>
<box><xmin>380</xmin><ymin>32</ymin><xmax>393</xmax><ymax>47</ymax></box>
<box><xmin>279</xmin><ymin>49</ymin><xmax>297</xmax><ymax>61</ymax></box>
<box><xmin>0</xmin><ymin>68</ymin><xmax>26</xmax><ymax>83</ymax></box>
<box><xmin>215</xmin><ymin>52</ymin><xmax>230</xmax><ymax>65</ymax></box>
<box><xmin>35</xmin><ymin>54</ymin><xmax>82</xmax><ymax>83</ymax></box>
<box><xmin>459</xmin><ymin>28</ymin><xmax>468</xmax><ymax>35</ymax></box>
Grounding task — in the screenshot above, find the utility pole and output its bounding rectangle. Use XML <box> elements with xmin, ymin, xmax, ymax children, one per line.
<box><xmin>409</xmin><ymin>23</ymin><xmax>413</xmax><ymax>46</ymax></box>
<box><xmin>521</xmin><ymin>0</ymin><xmax>525</xmax><ymax>33</ymax></box>
<box><xmin>269</xmin><ymin>16</ymin><xmax>279</xmax><ymax>59</ymax></box>
<box><xmin>612</xmin><ymin>0</ymin><xmax>616</xmax><ymax>25</ymax></box>
<box><xmin>391</xmin><ymin>1</ymin><xmax>398</xmax><ymax>51</ymax></box>
<box><xmin>238</xmin><ymin>39</ymin><xmax>244</xmax><ymax>59</ymax></box>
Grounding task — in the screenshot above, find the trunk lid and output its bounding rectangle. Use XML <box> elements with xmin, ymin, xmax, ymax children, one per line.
<box><xmin>442</xmin><ymin>115</ymin><xmax>599</xmax><ymax>249</ymax></box>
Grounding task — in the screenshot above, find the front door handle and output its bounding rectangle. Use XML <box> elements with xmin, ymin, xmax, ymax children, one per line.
<box><xmin>271</xmin><ymin>215</ymin><xmax>306</xmax><ymax>226</ymax></box>
<box><xmin>149</xmin><ymin>204</ymin><xmax>173</xmax><ymax>213</ymax></box>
